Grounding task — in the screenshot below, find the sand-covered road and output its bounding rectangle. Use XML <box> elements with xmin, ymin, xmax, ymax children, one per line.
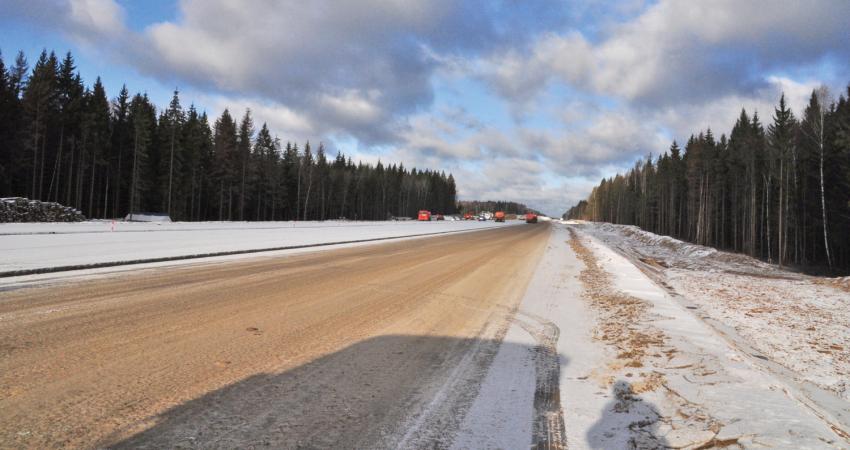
<box><xmin>0</xmin><ymin>224</ymin><xmax>549</xmax><ymax>449</ymax></box>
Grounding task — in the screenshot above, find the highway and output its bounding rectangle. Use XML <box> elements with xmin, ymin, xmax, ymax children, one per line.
<box><xmin>0</xmin><ymin>224</ymin><xmax>549</xmax><ymax>448</ymax></box>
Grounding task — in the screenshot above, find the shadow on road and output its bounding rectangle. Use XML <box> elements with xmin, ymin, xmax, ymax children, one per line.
<box><xmin>108</xmin><ymin>334</ymin><xmax>568</xmax><ymax>449</ymax></box>
<box><xmin>587</xmin><ymin>380</ymin><xmax>669</xmax><ymax>449</ymax></box>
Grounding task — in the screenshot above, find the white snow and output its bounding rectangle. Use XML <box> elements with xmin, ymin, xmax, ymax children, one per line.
<box><xmin>579</xmin><ymin>222</ymin><xmax>850</xmax><ymax>404</ymax></box>
<box><xmin>577</xmin><ymin>228</ymin><xmax>846</xmax><ymax>448</ymax></box>
<box><xmin>525</xmin><ymin>226</ymin><xmax>617</xmax><ymax>448</ymax></box>
<box><xmin>453</xmin><ymin>225</ymin><xmax>591</xmax><ymax>448</ymax></box>
<box><xmin>0</xmin><ymin>220</ymin><xmax>514</xmax><ymax>275</ymax></box>
<box><xmin>450</xmin><ymin>323</ymin><xmax>536</xmax><ymax>450</ymax></box>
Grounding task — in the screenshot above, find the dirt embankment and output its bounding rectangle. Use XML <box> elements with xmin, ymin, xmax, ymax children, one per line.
<box><xmin>0</xmin><ymin>224</ymin><xmax>549</xmax><ymax>449</ymax></box>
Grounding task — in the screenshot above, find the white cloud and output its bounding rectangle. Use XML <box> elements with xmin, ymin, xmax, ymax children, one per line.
<box><xmin>196</xmin><ymin>95</ymin><xmax>316</xmax><ymax>142</ymax></box>
<box><xmin>2</xmin><ymin>0</ymin><xmax>128</xmax><ymax>47</ymax></box>
<box><xmin>122</xmin><ymin>0</ymin><xmax>566</xmax><ymax>145</ymax></box>
<box><xmin>482</xmin><ymin>0</ymin><xmax>850</xmax><ymax>106</ymax></box>
<box><xmin>68</xmin><ymin>0</ymin><xmax>125</xmax><ymax>37</ymax></box>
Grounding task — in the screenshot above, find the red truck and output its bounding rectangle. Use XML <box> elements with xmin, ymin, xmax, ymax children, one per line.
<box><xmin>494</xmin><ymin>211</ymin><xmax>506</xmax><ymax>222</ymax></box>
<box><xmin>525</xmin><ymin>213</ymin><xmax>538</xmax><ymax>223</ymax></box>
<box><xmin>418</xmin><ymin>210</ymin><xmax>431</xmax><ymax>221</ymax></box>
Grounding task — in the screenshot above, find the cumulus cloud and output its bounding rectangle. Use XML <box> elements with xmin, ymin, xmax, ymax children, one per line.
<box><xmin>3</xmin><ymin>0</ymin><xmax>127</xmax><ymax>47</ymax></box>
<box><xmin>68</xmin><ymin>0</ymin><xmax>125</xmax><ymax>38</ymax></box>
<box><xmin>193</xmin><ymin>93</ymin><xmax>317</xmax><ymax>142</ymax></box>
<box><xmin>449</xmin><ymin>159</ymin><xmax>598</xmax><ymax>216</ymax></box>
<box><xmin>120</xmin><ymin>0</ymin><xmax>566</xmax><ymax>145</ymax></box>
<box><xmin>482</xmin><ymin>0</ymin><xmax>850</xmax><ymax>106</ymax></box>
<box><xmin>7</xmin><ymin>0</ymin><xmax>567</xmax><ymax>142</ymax></box>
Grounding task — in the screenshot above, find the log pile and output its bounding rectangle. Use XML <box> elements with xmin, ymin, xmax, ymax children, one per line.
<box><xmin>0</xmin><ymin>197</ymin><xmax>86</xmax><ymax>222</ymax></box>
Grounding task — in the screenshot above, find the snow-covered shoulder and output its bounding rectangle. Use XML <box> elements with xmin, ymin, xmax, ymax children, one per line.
<box><xmin>571</xmin><ymin>224</ymin><xmax>848</xmax><ymax>448</ymax></box>
<box><xmin>578</xmin><ymin>222</ymin><xmax>850</xmax><ymax>408</ymax></box>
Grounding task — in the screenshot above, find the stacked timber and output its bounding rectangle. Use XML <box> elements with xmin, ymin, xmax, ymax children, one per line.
<box><xmin>0</xmin><ymin>197</ymin><xmax>85</xmax><ymax>222</ymax></box>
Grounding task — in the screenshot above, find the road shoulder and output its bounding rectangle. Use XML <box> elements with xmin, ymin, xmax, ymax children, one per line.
<box><xmin>571</xmin><ymin>224</ymin><xmax>847</xmax><ymax>448</ymax></box>
<box><xmin>452</xmin><ymin>224</ymin><xmax>607</xmax><ymax>449</ymax></box>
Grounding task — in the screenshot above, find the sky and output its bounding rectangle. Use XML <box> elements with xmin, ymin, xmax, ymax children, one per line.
<box><xmin>1</xmin><ymin>0</ymin><xmax>849</xmax><ymax>216</ymax></box>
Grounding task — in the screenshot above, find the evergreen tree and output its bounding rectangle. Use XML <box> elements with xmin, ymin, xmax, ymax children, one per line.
<box><xmin>568</xmin><ymin>88</ymin><xmax>850</xmax><ymax>273</ymax></box>
<box><xmin>0</xmin><ymin>51</ymin><xmax>18</xmax><ymax>195</ymax></box>
<box><xmin>1</xmin><ymin>49</ymin><xmax>461</xmax><ymax>227</ymax></box>
<box><xmin>21</xmin><ymin>50</ymin><xmax>59</xmax><ymax>199</ymax></box>
<box><xmin>161</xmin><ymin>90</ymin><xmax>185</xmax><ymax>218</ymax></box>
<box><xmin>213</xmin><ymin>108</ymin><xmax>238</xmax><ymax>220</ymax></box>
<box><xmin>84</xmin><ymin>77</ymin><xmax>111</xmax><ymax>217</ymax></box>
<box><xmin>236</xmin><ymin>109</ymin><xmax>254</xmax><ymax>220</ymax></box>
<box><xmin>110</xmin><ymin>86</ymin><xmax>131</xmax><ymax>217</ymax></box>
<box><xmin>128</xmin><ymin>94</ymin><xmax>155</xmax><ymax>216</ymax></box>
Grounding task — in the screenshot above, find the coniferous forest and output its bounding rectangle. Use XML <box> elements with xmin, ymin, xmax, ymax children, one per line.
<box><xmin>458</xmin><ymin>200</ymin><xmax>540</xmax><ymax>216</ymax></box>
<box><xmin>566</xmin><ymin>87</ymin><xmax>850</xmax><ymax>273</ymax></box>
<box><xmin>0</xmin><ymin>49</ymin><xmax>458</xmax><ymax>221</ymax></box>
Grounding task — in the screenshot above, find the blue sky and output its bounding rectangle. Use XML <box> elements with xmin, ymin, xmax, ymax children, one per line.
<box><xmin>2</xmin><ymin>0</ymin><xmax>848</xmax><ymax>215</ymax></box>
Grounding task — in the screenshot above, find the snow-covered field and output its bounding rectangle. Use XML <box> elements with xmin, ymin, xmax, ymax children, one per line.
<box><xmin>0</xmin><ymin>220</ymin><xmax>514</xmax><ymax>275</ymax></box>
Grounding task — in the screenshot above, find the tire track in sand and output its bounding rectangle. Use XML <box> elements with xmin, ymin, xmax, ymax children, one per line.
<box><xmin>515</xmin><ymin>311</ymin><xmax>568</xmax><ymax>450</ymax></box>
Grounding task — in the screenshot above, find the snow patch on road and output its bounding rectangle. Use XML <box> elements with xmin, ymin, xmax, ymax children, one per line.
<box><xmin>450</xmin><ymin>319</ymin><xmax>536</xmax><ymax>450</ymax></box>
<box><xmin>455</xmin><ymin>225</ymin><xmax>620</xmax><ymax>449</ymax></box>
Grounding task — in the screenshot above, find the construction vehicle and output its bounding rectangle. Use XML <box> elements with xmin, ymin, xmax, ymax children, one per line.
<box><xmin>525</xmin><ymin>213</ymin><xmax>538</xmax><ymax>223</ymax></box>
<box><xmin>418</xmin><ymin>210</ymin><xmax>431</xmax><ymax>221</ymax></box>
<box><xmin>494</xmin><ymin>211</ymin><xmax>506</xmax><ymax>222</ymax></box>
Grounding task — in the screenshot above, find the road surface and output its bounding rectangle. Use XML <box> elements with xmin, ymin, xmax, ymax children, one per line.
<box><xmin>0</xmin><ymin>224</ymin><xmax>549</xmax><ymax>449</ymax></box>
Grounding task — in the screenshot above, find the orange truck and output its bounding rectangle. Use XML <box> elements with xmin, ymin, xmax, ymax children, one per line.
<box><xmin>494</xmin><ymin>211</ymin><xmax>506</xmax><ymax>222</ymax></box>
<box><xmin>525</xmin><ymin>213</ymin><xmax>538</xmax><ymax>223</ymax></box>
<box><xmin>418</xmin><ymin>210</ymin><xmax>431</xmax><ymax>221</ymax></box>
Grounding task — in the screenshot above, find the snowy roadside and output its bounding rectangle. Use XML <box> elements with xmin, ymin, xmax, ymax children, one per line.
<box><xmin>456</xmin><ymin>223</ymin><xmax>847</xmax><ymax>448</ymax></box>
<box><xmin>577</xmin><ymin>223</ymin><xmax>850</xmax><ymax>406</ymax></box>
<box><xmin>568</xmin><ymin>224</ymin><xmax>848</xmax><ymax>448</ymax></box>
<box><xmin>0</xmin><ymin>220</ymin><xmax>514</xmax><ymax>275</ymax></box>
<box><xmin>451</xmin><ymin>223</ymin><xmax>599</xmax><ymax>449</ymax></box>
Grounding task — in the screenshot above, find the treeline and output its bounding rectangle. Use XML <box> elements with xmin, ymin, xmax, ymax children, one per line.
<box><xmin>566</xmin><ymin>87</ymin><xmax>850</xmax><ymax>273</ymax></box>
<box><xmin>458</xmin><ymin>200</ymin><xmax>539</xmax><ymax>215</ymax></box>
<box><xmin>0</xmin><ymin>49</ymin><xmax>458</xmax><ymax>221</ymax></box>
